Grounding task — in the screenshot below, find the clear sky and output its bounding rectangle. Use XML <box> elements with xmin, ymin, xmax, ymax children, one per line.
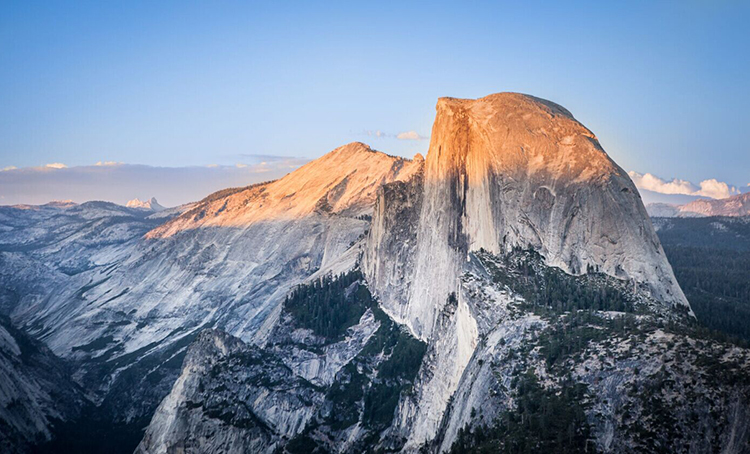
<box><xmin>1</xmin><ymin>1</ymin><xmax>748</xmax><ymax>205</ymax></box>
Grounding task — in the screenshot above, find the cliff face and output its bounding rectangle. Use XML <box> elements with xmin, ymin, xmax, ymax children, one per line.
<box><xmin>0</xmin><ymin>316</ymin><xmax>85</xmax><ymax>453</ymax></box>
<box><xmin>365</xmin><ymin>93</ymin><xmax>687</xmax><ymax>342</ymax></box>
<box><xmin>361</xmin><ymin>93</ymin><xmax>695</xmax><ymax>449</ymax></box>
<box><xmin>137</xmin><ymin>273</ymin><xmax>428</xmax><ymax>454</ymax></box>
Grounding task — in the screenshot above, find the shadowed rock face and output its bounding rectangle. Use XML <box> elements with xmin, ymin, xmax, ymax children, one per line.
<box><xmin>365</xmin><ymin>92</ymin><xmax>688</xmax><ymax>341</ymax></box>
<box><xmin>0</xmin><ymin>316</ymin><xmax>85</xmax><ymax>453</ymax></box>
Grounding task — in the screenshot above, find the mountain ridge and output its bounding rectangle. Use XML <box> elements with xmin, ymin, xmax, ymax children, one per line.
<box><xmin>648</xmin><ymin>192</ymin><xmax>750</xmax><ymax>218</ymax></box>
<box><xmin>146</xmin><ymin>142</ymin><xmax>421</xmax><ymax>238</ymax></box>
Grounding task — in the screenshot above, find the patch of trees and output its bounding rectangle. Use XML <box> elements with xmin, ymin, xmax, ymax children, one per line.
<box><xmin>284</xmin><ymin>270</ymin><xmax>373</xmax><ymax>341</ymax></box>
<box><xmin>659</xmin><ymin>242</ymin><xmax>750</xmax><ymax>344</ymax></box>
<box><xmin>536</xmin><ymin>311</ymin><xmax>638</xmax><ymax>370</ymax></box>
<box><xmin>449</xmin><ymin>371</ymin><xmax>591</xmax><ymax>454</ymax></box>
<box><xmin>324</xmin><ymin>307</ymin><xmax>427</xmax><ymax>433</ymax></box>
<box><xmin>480</xmin><ymin>248</ymin><xmax>634</xmax><ymax>314</ymax></box>
<box><xmin>361</xmin><ymin>309</ymin><xmax>427</xmax><ymax>429</ymax></box>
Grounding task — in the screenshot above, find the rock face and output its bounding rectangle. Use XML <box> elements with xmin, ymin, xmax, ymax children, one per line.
<box><xmin>362</xmin><ymin>93</ymin><xmax>693</xmax><ymax>449</ymax></box>
<box><xmin>0</xmin><ymin>316</ymin><xmax>85</xmax><ymax>453</ymax></box>
<box><xmin>137</xmin><ymin>272</ymin><xmax>427</xmax><ymax>454</ymax></box>
<box><xmin>365</xmin><ymin>93</ymin><xmax>687</xmax><ymax>341</ymax></box>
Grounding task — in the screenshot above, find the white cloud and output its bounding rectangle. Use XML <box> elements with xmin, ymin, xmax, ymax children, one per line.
<box><xmin>365</xmin><ymin>130</ymin><xmax>386</xmax><ymax>138</ymax></box>
<box><xmin>44</xmin><ymin>162</ymin><xmax>67</xmax><ymax>169</ymax></box>
<box><xmin>2</xmin><ymin>166</ymin><xmax>17</xmax><ymax>172</ymax></box>
<box><xmin>695</xmin><ymin>178</ymin><xmax>738</xmax><ymax>200</ymax></box>
<box><xmin>628</xmin><ymin>171</ymin><xmax>739</xmax><ymax>199</ymax></box>
<box><xmin>396</xmin><ymin>131</ymin><xmax>427</xmax><ymax>141</ymax></box>
<box><xmin>95</xmin><ymin>161</ymin><xmax>122</xmax><ymax>166</ymax></box>
<box><xmin>363</xmin><ymin>130</ymin><xmax>428</xmax><ymax>140</ymax></box>
<box><xmin>235</xmin><ymin>163</ymin><xmax>248</xmax><ymax>168</ymax></box>
<box><xmin>628</xmin><ymin>172</ymin><xmax>697</xmax><ymax>195</ymax></box>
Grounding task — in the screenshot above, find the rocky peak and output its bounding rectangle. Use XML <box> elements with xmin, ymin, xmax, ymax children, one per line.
<box><xmin>147</xmin><ymin>142</ymin><xmax>422</xmax><ymax>238</ymax></box>
<box><xmin>427</xmin><ymin>93</ymin><xmax>613</xmax><ymax>185</ymax></box>
<box><xmin>126</xmin><ymin>197</ymin><xmax>166</xmax><ymax>212</ymax></box>
<box><xmin>358</xmin><ymin>92</ymin><xmax>693</xmax><ymax>449</ymax></box>
<box><xmin>365</xmin><ymin>92</ymin><xmax>689</xmax><ymax>340</ymax></box>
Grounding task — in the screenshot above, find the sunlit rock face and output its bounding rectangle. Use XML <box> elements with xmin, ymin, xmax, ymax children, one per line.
<box><xmin>147</xmin><ymin>142</ymin><xmax>421</xmax><ymax>238</ymax></box>
<box><xmin>365</xmin><ymin>93</ymin><xmax>688</xmax><ymax>341</ymax></box>
<box><xmin>362</xmin><ymin>93</ymin><xmax>691</xmax><ymax>449</ymax></box>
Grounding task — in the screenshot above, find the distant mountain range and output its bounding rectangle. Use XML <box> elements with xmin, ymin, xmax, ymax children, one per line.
<box><xmin>647</xmin><ymin>192</ymin><xmax>750</xmax><ymax>217</ymax></box>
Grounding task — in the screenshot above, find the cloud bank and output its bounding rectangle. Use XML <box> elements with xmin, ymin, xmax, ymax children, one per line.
<box><xmin>0</xmin><ymin>160</ymin><xmax>307</xmax><ymax>207</ymax></box>
<box><xmin>628</xmin><ymin>171</ymin><xmax>740</xmax><ymax>200</ymax></box>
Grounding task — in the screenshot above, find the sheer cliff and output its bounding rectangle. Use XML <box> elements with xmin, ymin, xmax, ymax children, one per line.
<box><xmin>364</xmin><ymin>93</ymin><xmax>687</xmax><ymax>342</ymax></box>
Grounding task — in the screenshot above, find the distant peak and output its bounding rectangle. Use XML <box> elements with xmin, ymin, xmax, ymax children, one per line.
<box><xmin>330</xmin><ymin>142</ymin><xmax>376</xmax><ymax>157</ymax></box>
<box><xmin>44</xmin><ymin>200</ymin><xmax>77</xmax><ymax>208</ymax></box>
<box><xmin>126</xmin><ymin>197</ymin><xmax>166</xmax><ymax>212</ymax></box>
<box><xmin>321</xmin><ymin>141</ymin><xmax>410</xmax><ymax>163</ymax></box>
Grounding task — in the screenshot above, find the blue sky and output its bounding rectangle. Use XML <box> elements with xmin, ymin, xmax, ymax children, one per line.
<box><xmin>1</xmin><ymin>1</ymin><xmax>748</xmax><ymax>205</ymax></box>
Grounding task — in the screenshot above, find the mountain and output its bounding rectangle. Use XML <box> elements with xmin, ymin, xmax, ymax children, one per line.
<box><xmin>363</xmin><ymin>93</ymin><xmax>691</xmax><ymax>450</ymax></box>
<box><xmin>135</xmin><ymin>94</ymin><xmax>750</xmax><ymax>454</ymax></box>
<box><xmin>3</xmin><ymin>94</ymin><xmax>750</xmax><ymax>453</ymax></box>
<box><xmin>647</xmin><ymin>192</ymin><xmax>750</xmax><ymax>217</ymax></box>
<box><xmin>0</xmin><ymin>142</ymin><xmax>420</xmax><ymax>451</ymax></box>
<box><xmin>645</xmin><ymin>202</ymin><xmax>682</xmax><ymax>217</ymax></box>
<box><xmin>653</xmin><ymin>215</ymin><xmax>750</xmax><ymax>251</ymax></box>
<box><xmin>636</xmin><ymin>188</ymin><xmax>705</xmax><ymax>206</ymax></box>
<box><xmin>365</xmin><ymin>94</ymin><xmax>687</xmax><ymax>341</ymax></box>
<box><xmin>126</xmin><ymin>197</ymin><xmax>166</xmax><ymax>212</ymax></box>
